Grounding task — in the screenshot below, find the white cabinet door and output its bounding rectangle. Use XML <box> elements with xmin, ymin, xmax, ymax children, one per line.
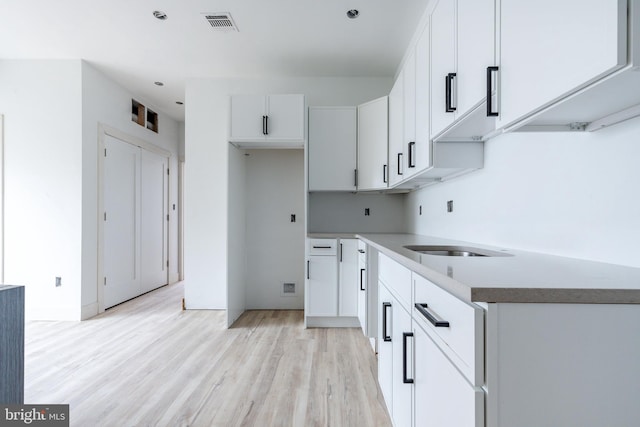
<box><xmin>308</xmin><ymin>107</ymin><xmax>357</xmax><ymax>191</ymax></box>
<box><xmin>388</xmin><ymin>74</ymin><xmax>405</xmax><ymax>186</ymax></box>
<box><xmin>430</xmin><ymin>0</ymin><xmax>456</xmax><ymax>138</ymax></box>
<box><xmin>357</xmin><ymin>96</ymin><xmax>389</xmax><ymax>191</ymax></box>
<box><xmin>307</xmin><ymin>255</ymin><xmax>337</xmax><ymax>316</ymax></box>
<box><xmin>414</xmin><ymin>324</ymin><xmax>484</xmax><ymax>427</ymax></box>
<box><xmin>338</xmin><ymin>239</ymin><xmax>358</xmax><ymax>317</ymax></box>
<box><xmin>457</xmin><ymin>0</ymin><xmax>496</xmax><ymax>118</ymax></box>
<box><xmin>266</xmin><ymin>94</ymin><xmax>305</xmax><ymax>141</ymax></box>
<box><xmin>229</xmin><ymin>95</ymin><xmax>266</xmax><ymax>141</ymax></box>
<box><xmin>357</xmin><ymin>244</ymin><xmax>367</xmax><ymax>334</ymax></box>
<box><xmin>392</xmin><ymin>301</ymin><xmax>413</xmax><ymax>427</ymax></box>
<box><xmin>378</xmin><ymin>284</ymin><xmax>394</xmax><ymax>417</ymax></box>
<box><xmin>498</xmin><ymin>0</ymin><xmax>626</xmax><ymax>129</ymax></box>
<box><xmin>414</xmin><ymin>22</ymin><xmax>431</xmax><ymax>174</ymax></box>
<box><xmin>403</xmin><ymin>50</ymin><xmax>417</xmax><ymax>179</ymax></box>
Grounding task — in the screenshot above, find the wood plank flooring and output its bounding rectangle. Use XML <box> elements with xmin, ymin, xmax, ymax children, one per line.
<box><xmin>24</xmin><ymin>283</ymin><xmax>391</xmax><ymax>426</ymax></box>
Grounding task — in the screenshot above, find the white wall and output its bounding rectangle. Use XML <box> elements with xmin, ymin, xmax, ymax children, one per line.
<box><xmin>405</xmin><ymin>116</ymin><xmax>640</xmax><ymax>268</ymax></box>
<box><xmin>0</xmin><ymin>60</ymin><xmax>83</xmax><ymax>320</ymax></box>
<box><xmin>81</xmin><ymin>61</ymin><xmax>180</xmax><ymax>318</ymax></box>
<box><xmin>184</xmin><ymin>77</ymin><xmax>392</xmax><ymax>311</ymax></box>
<box><xmin>244</xmin><ymin>149</ymin><xmax>305</xmax><ymax>310</ymax></box>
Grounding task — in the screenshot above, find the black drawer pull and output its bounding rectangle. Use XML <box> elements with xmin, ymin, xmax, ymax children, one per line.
<box><xmin>358</xmin><ymin>249</ymin><xmax>365</xmax><ymax>254</ymax></box>
<box><xmin>312</xmin><ymin>245</ymin><xmax>332</xmax><ymax>249</ymax></box>
<box><xmin>360</xmin><ymin>268</ymin><xmax>366</xmax><ymax>291</ymax></box>
<box><xmin>403</xmin><ymin>332</ymin><xmax>414</xmax><ymax>384</ymax></box>
<box><xmin>415</xmin><ymin>303</ymin><xmax>450</xmax><ymax>327</ymax></box>
<box><xmin>486</xmin><ymin>66</ymin><xmax>499</xmax><ymax>117</ymax></box>
<box><xmin>382</xmin><ymin>302</ymin><xmax>392</xmax><ymax>342</ymax></box>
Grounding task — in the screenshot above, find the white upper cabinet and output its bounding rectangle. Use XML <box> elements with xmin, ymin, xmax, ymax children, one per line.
<box><xmin>229</xmin><ymin>94</ymin><xmax>305</xmax><ymax>147</ymax></box>
<box><xmin>410</xmin><ymin>23</ymin><xmax>431</xmax><ymax>177</ymax></box>
<box><xmin>357</xmin><ymin>96</ymin><xmax>389</xmax><ymax>191</ymax></box>
<box><xmin>403</xmin><ymin>50</ymin><xmax>418</xmax><ymax>179</ymax></box>
<box><xmin>498</xmin><ymin>0</ymin><xmax>627</xmax><ymax>130</ymax></box>
<box><xmin>430</xmin><ymin>0</ymin><xmax>457</xmax><ymax>138</ymax></box>
<box><xmin>388</xmin><ymin>73</ymin><xmax>405</xmax><ymax>186</ymax></box>
<box><xmin>430</xmin><ymin>0</ymin><xmax>496</xmax><ymax>140</ymax></box>
<box><xmin>308</xmin><ymin>107</ymin><xmax>357</xmax><ymax>191</ymax></box>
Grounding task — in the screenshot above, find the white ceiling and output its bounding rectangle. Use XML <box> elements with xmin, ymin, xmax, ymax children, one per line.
<box><xmin>0</xmin><ymin>0</ymin><xmax>429</xmax><ymax>121</ymax></box>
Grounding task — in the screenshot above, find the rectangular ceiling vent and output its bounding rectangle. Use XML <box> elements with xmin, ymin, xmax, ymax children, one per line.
<box><xmin>204</xmin><ymin>13</ymin><xmax>238</xmax><ymax>32</ymax></box>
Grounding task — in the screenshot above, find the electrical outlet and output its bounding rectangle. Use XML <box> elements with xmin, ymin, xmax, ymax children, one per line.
<box><xmin>290</xmin><ymin>214</ymin><xmax>296</xmax><ymax>223</ymax></box>
<box><xmin>365</xmin><ymin>208</ymin><xmax>370</xmax><ymax>216</ymax></box>
<box><xmin>447</xmin><ymin>200</ymin><xmax>453</xmax><ymax>212</ymax></box>
<box><xmin>55</xmin><ymin>277</ymin><xmax>62</xmax><ymax>287</ymax></box>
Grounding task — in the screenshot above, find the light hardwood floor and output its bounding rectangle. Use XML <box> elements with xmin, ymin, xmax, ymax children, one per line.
<box><xmin>25</xmin><ymin>283</ymin><xmax>392</xmax><ymax>426</ymax></box>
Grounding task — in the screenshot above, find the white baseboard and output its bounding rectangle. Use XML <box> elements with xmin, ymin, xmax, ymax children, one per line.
<box><xmin>81</xmin><ymin>302</ymin><xmax>99</xmax><ymax>320</ymax></box>
<box><xmin>305</xmin><ymin>316</ymin><xmax>361</xmax><ymax>328</ymax></box>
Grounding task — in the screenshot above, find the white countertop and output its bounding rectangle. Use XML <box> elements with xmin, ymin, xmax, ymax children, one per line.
<box><xmin>355</xmin><ymin>233</ymin><xmax>640</xmax><ymax>304</ymax></box>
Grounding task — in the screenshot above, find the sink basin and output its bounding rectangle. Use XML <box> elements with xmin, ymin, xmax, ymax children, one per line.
<box><xmin>403</xmin><ymin>245</ymin><xmax>513</xmax><ymax>257</ymax></box>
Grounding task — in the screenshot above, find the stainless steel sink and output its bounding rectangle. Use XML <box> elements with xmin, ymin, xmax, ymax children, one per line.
<box><xmin>403</xmin><ymin>245</ymin><xmax>513</xmax><ymax>257</ymax></box>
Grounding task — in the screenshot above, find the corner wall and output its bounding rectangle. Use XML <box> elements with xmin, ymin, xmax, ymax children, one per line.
<box><xmin>405</xmin><ymin>117</ymin><xmax>640</xmax><ymax>268</ymax></box>
<box><xmin>0</xmin><ymin>60</ymin><xmax>83</xmax><ymax>320</ymax></box>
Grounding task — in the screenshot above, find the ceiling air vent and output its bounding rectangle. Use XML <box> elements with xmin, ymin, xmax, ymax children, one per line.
<box><xmin>203</xmin><ymin>13</ymin><xmax>238</xmax><ymax>32</ymax></box>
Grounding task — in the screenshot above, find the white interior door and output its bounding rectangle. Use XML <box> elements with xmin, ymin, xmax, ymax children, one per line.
<box><xmin>140</xmin><ymin>149</ymin><xmax>168</xmax><ymax>293</ymax></box>
<box><xmin>104</xmin><ymin>135</ymin><xmax>141</xmax><ymax>308</ymax></box>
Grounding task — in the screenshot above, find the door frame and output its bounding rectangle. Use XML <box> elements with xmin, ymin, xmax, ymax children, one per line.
<box><xmin>97</xmin><ymin>124</ymin><xmax>172</xmax><ymax>313</ymax></box>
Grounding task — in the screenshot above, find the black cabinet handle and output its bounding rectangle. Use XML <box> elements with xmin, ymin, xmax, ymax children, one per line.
<box><xmin>360</xmin><ymin>268</ymin><xmax>366</xmax><ymax>291</ymax></box>
<box><xmin>383</xmin><ymin>165</ymin><xmax>388</xmax><ymax>183</ymax></box>
<box><xmin>262</xmin><ymin>116</ymin><xmax>267</xmax><ymax>135</ymax></box>
<box><xmin>408</xmin><ymin>141</ymin><xmax>416</xmax><ymax>168</ymax></box>
<box><xmin>312</xmin><ymin>245</ymin><xmax>332</xmax><ymax>249</ymax></box>
<box><xmin>354</xmin><ymin>169</ymin><xmax>358</xmax><ymax>187</ymax></box>
<box><xmin>486</xmin><ymin>66</ymin><xmax>499</xmax><ymax>117</ymax></box>
<box><xmin>397</xmin><ymin>153</ymin><xmax>404</xmax><ymax>176</ymax></box>
<box><xmin>307</xmin><ymin>260</ymin><xmax>310</xmax><ymax>279</ymax></box>
<box><xmin>445</xmin><ymin>72</ymin><xmax>457</xmax><ymax>113</ymax></box>
<box><xmin>265</xmin><ymin>115</ymin><xmax>269</xmax><ymax>135</ymax></box>
<box><xmin>358</xmin><ymin>249</ymin><xmax>365</xmax><ymax>254</ymax></box>
<box><xmin>403</xmin><ymin>332</ymin><xmax>414</xmax><ymax>384</ymax></box>
<box><xmin>382</xmin><ymin>302</ymin><xmax>392</xmax><ymax>342</ymax></box>
<box><xmin>340</xmin><ymin>243</ymin><xmax>343</xmax><ymax>262</ymax></box>
<box><xmin>415</xmin><ymin>303</ymin><xmax>450</xmax><ymax>327</ymax></box>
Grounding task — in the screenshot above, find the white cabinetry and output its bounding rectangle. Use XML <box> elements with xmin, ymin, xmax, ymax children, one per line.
<box><xmin>338</xmin><ymin>239</ymin><xmax>358</xmax><ymax>316</ymax></box>
<box><xmin>388</xmin><ymin>74</ymin><xmax>405</xmax><ymax>186</ymax></box>
<box><xmin>308</xmin><ymin>107</ymin><xmax>357</xmax><ymax>191</ymax></box>
<box><xmin>229</xmin><ymin>94</ymin><xmax>305</xmax><ymax>147</ymax></box>
<box><xmin>357</xmin><ymin>241</ymin><xmax>367</xmax><ymax>335</ymax></box>
<box><xmin>306</xmin><ymin>239</ymin><xmax>338</xmax><ymax>317</ymax></box>
<box><xmin>497</xmin><ymin>0</ymin><xmax>627</xmax><ymax>131</ymax></box>
<box><xmin>430</xmin><ymin>0</ymin><xmax>496</xmax><ymax>140</ymax></box>
<box><xmin>377</xmin><ymin>253</ymin><xmax>484</xmax><ymax>427</ymax></box>
<box><xmin>357</xmin><ymin>97</ymin><xmax>389</xmax><ymax>191</ymax></box>
<box><xmin>305</xmin><ymin>238</ymin><xmax>360</xmax><ymax>327</ymax></box>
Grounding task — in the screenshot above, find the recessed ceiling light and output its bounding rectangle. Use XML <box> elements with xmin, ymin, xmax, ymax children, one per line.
<box><xmin>347</xmin><ymin>9</ymin><xmax>360</xmax><ymax>19</ymax></box>
<box><xmin>154</xmin><ymin>81</ymin><xmax>164</xmax><ymax>86</ymax></box>
<box><xmin>176</xmin><ymin>101</ymin><xmax>184</xmax><ymax>105</ymax></box>
<box><xmin>153</xmin><ymin>11</ymin><xmax>167</xmax><ymax>20</ymax></box>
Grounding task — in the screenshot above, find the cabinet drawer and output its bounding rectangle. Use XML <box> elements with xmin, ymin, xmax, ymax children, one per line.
<box><xmin>413</xmin><ymin>273</ymin><xmax>484</xmax><ymax>385</ymax></box>
<box><xmin>308</xmin><ymin>238</ymin><xmax>337</xmax><ymax>256</ymax></box>
<box><xmin>378</xmin><ymin>253</ymin><xmax>411</xmax><ymax>310</ymax></box>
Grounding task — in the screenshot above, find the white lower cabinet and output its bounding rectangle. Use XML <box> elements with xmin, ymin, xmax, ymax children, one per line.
<box><xmin>357</xmin><ymin>240</ymin><xmax>367</xmax><ymax>334</ymax></box>
<box><xmin>414</xmin><ymin>323</ymin><xmax>484</xmax><ymax>427</ymax></box>
<box><xmin>306</xmin><ymin>253</ymin><xmax>337</xmax><ymax>316</ymax></box>
<box><xmin>339</xmin><ymin>239</ymin><xmax>358</xmax><ymax>316</ymax></box>
<box><xmin>378</xmin><ymin>253</ymin><xmax>484</xmax><ymax>427</ymax></box>
<box><xmin>305</xmin><ymin>238</ymin><xmax>360</xmax><ymax>326</ymax></box>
